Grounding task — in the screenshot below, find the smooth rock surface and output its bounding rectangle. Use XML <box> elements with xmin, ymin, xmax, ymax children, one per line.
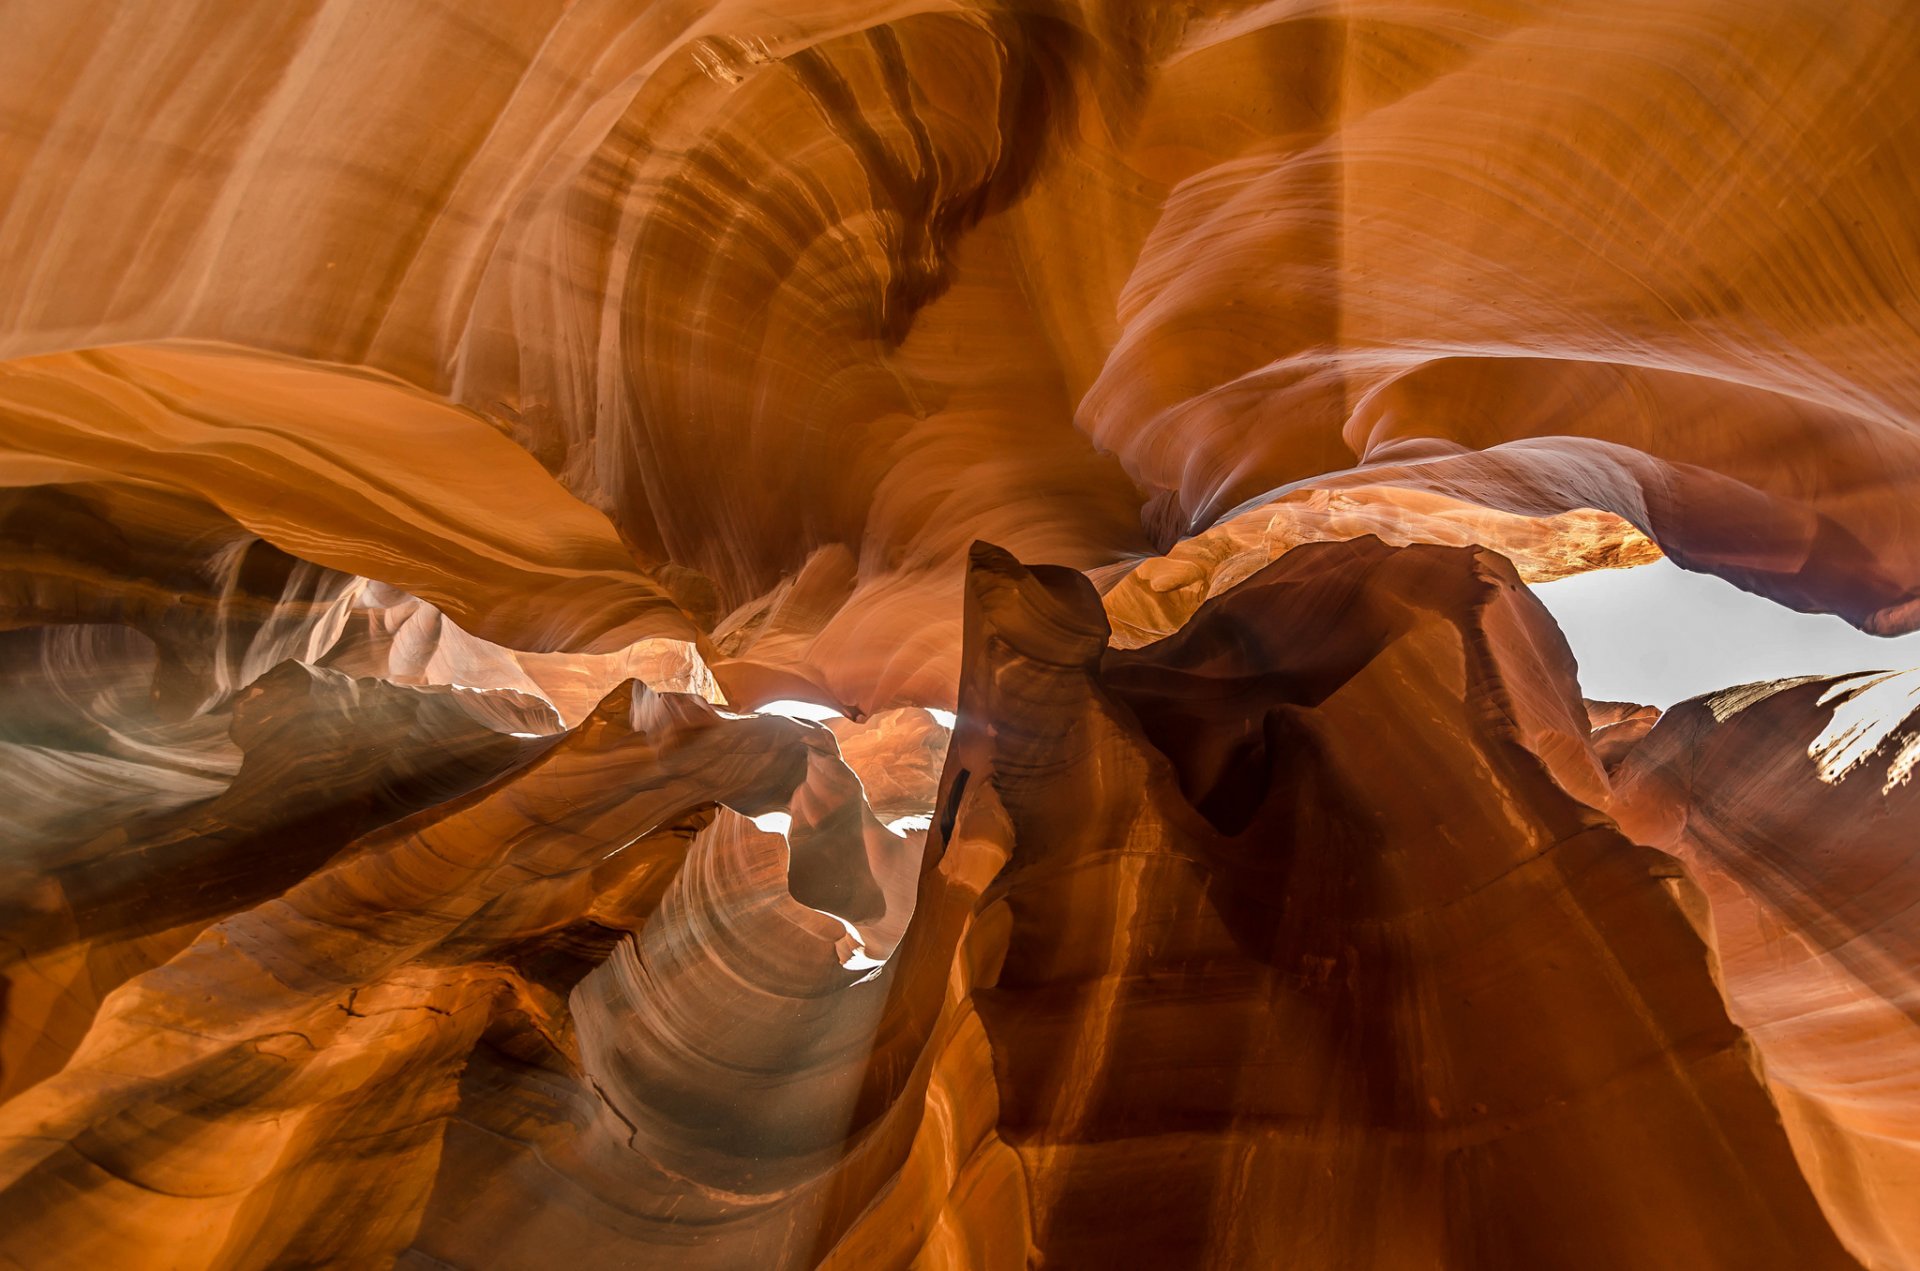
<box><xmin>3</xmin><ymin>2</ymin><xmax>1920</xmax><ymax>1267</ymax></box>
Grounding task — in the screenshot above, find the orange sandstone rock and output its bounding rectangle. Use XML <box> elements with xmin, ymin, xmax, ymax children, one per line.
<box><xmin>2</xmin><ymin>2</ymin><xmax>1919</xmax><ymax>1266</ymax></box>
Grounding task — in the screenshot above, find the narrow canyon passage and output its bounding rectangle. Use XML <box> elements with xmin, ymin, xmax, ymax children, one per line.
<box><xmin>2</xmin><ymin>2</ymin><xmax>1920</xmax><ymax>1267</ymax></box>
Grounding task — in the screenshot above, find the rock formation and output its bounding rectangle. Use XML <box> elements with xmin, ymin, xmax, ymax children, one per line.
<box><xmin>2</xmin><ymin>1</ymin><xmax>1919</xmax><ymax>1266</ymax></box>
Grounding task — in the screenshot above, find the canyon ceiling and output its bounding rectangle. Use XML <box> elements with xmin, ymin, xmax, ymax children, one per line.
<box><xmin>2</xmin><ymin>1</ymin><xmax>1920</xmax><ymax>1267</ymax></box>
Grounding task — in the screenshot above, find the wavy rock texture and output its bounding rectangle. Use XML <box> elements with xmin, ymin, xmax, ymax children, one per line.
<box><xmin>1609</xmin><ymin>672</ymin><xmax>1920</xmax><ymax>1271</ymax></box>
<box><xmin>3</xmin><ymin>0</ymin><xmax>1920</xmax><ymax>1267</ymax></box>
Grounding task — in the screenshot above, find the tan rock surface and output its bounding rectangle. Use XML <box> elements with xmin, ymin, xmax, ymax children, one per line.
<box><xmin>4</xmin><ymin>2</ymin><xmax>1920</xmax><ymax>1266</ymax></box>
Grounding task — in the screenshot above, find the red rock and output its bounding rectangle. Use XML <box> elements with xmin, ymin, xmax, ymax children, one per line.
<box><xmin>3</xmin><ymin>3</ymin><xmax>1920</xmax><ymax>1265</ymax></box>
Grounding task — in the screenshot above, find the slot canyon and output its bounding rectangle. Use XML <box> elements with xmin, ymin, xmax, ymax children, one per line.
<box><xmin>2</xmin><ymin>1</ymin><xmax>1920</xmax><ymax>1267</ymax></box>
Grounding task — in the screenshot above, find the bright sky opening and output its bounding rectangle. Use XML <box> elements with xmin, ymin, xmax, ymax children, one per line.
<box><xmin>1530</xmin><ymin>558</ymin><xmax>1920</xmax><ymax>709</ymax></box>
<box><xmin>753</xmin><ymin>699</ymin><xmax>845</xmax><ymax>722</ymax></box>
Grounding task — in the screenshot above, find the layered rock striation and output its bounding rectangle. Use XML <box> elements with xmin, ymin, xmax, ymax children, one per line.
<box><xmin>4</xmin><ymin>1</ymin><xmax>1920</xmax><ymax>1266</ymax></box>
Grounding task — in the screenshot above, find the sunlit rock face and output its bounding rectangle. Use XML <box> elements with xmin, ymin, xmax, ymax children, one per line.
<box><xmin>3</xmin><ymin>1</ymin><xmax>1920</xmax><ymax>1266</ymax></box>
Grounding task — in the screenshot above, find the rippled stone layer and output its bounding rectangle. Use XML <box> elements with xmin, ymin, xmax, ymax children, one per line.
<box><xmin>4</xmin><ymin>1</ymin><xmax>1920</xmax><ymax>1267</ymax></box>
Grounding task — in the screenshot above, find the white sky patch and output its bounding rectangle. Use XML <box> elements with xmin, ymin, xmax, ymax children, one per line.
<box><xmin>1531</xmin><ymin>558</ymin><xmax>1920</xmax><ymax>709</ymax></box>
<box><xmin>1891</xmin><ymin>734</ymin><xmax>1920</xmax><ymax>791</ymax></box>
<box><xmin>823</xmin><ymin>913</ymin><xmax>887</xmax><ymax>978</ymax></box>
<box><xmin>885</xmin><ymin>813</ymin><xmax>932</xmax><ymax>837</ymax></box>
<box><xmin>1808</xmin><ymin>670</ymin><xmax>1920</xmax><ymax>790</ymax></box>
<box><xmin>748</xmin><ymin>810</ymin><xmax>793</xmax><ymax>835</ymax></box>
<box><xmin>927</xmin><ymin>709</ymin><xmax>957</xmax><ymax>728</ymax></box>
<box><xmin>753</xmin><ymin>699</ymin><xmax>844</xmax><ymax>722</ymax></box>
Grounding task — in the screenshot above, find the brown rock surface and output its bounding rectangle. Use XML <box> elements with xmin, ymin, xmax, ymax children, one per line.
<box><xmin>3</xmin><ymin>1</ymin><xmax>1920</xmax><ymax>1266</ymax></box>
<box><xmin>1609</xmin><ymin>672</ymin><xmax>1920</xmax><ymax>1271</ymax></box>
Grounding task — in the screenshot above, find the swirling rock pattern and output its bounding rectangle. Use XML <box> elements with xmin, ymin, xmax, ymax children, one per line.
<box><xmin>3</xmin><ymin>1</ymin><xmax>1920</xmax><ymax>1266</ymax></box>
